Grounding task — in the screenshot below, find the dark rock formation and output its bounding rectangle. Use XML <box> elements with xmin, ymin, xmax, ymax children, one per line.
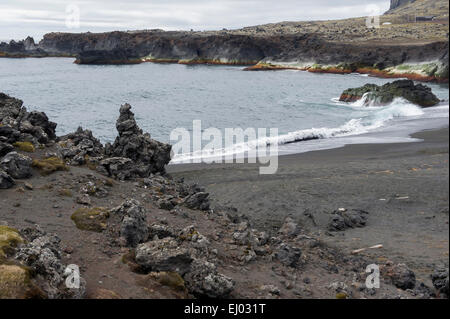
<box><xmin>0</xmin><ymin>92</ymin><xmax>57</xmax><ymax>145</ymax></box>
<box><xmin>183</xmin><ymin>192</ymin><xmax>210</xmax><ymax>211</ymax></box>
<box><xmin>59</xmin><ymin>126</ymin><xmax>104</xmax><ymax>165</ymax></box>
<box><xmin>0</xmin><ymin>37</ymin><xmax>48</xmax><ymax>57</ymax></box>
<box><xmin>0</xmin><ymin>151</ymin><xmax>32</xmax><ymax>179</ymax></box>
<box><xmin>184</xmin><ymin>259</ymin><xmax>235</xmax><ymax>298</ymax></box>
<box><xmin>104</xmin><ymin>103</ymin><xmax>171</xmax><ymax>178</ymax></box>
<box><xmin>15</xmin><ymin>225</ymin><xmax>86</xmax><ymax>299</ymax></box>
<box><xmin>273</xmin><ymin>243</ymin><xmax>302</xmax><ymax>268</ymax></box>
<box><xmin>327</xmin><ymin>209</ymin><xmax>369</xmax><ymax>232</ymax></box>
<box><xmin>431</xmin><ymin>268</ymin><xmax>449</xmax><ymax>297</ymax></box>
<box><xmin>0</xmin><ymin>169</ymin><xmax>15</xmax><ymax>189</ymax></box>
<box><xmin>135</xmin><ymin>237</ymin><xmax>193</xmax><ymax>275</ymax></box>
<box><xmin>0</xmin><ymin>142</ymin><xmax>13</xmax><ymax>157</ymax></box>
<box><xmin>110</xmin><ymin>199</ymin><xmax>149</xmax><ymax>247</ymax></box>
<box><xmin>75</xmin><ymin>48</ymin><xmax>142</xmax><ymax>65</ymax></box>
<box><xmin>382</xmin><ymin>262</ymin><xmax>416</xmax><ymax>290</ymax></box>
<box><xmin>339</xmin><ymin>80</ymin><xmax>440</xmax><ymax>107</ymax></box>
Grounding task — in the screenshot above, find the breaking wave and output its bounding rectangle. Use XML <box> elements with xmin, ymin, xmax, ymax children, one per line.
<box><xmin>171</xmin><ymin>98</ymin><xmax>428</xmax><ymax>163</ymax></box>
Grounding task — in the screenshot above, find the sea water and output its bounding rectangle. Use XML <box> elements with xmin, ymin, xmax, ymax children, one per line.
<box><xmin>0</xmin><ymin>57</ymin><xmax>448</xmax><ymax>161</ymax></box>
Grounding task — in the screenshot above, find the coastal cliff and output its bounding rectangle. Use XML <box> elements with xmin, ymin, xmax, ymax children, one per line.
<box><xmin>0</xmin><ymin>0</ymin><xmax>448</xmax><ymax>82</ymax></box>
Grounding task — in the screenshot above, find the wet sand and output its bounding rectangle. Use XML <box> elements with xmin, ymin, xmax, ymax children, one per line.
<box><xmin>169</xmin><ymin>127</ymin><xmax>449</xmax><ymax>283</ymax></box>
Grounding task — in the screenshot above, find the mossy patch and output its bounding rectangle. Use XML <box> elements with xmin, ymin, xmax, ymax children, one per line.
<box><xmin>336</xmin><ymin>292</ymin><xmax>348</xmax><ymax>299</ymax></box>
<box><xmin>71</xmin><ymin>207</ymin><xmax>109</xmax><ymax>232</ymax></box>
<box><xmin>149</xmin><ymin>272</ymin><xmax>186</xmax><ymax>292</ymax></box>
<box><xmin>32</xmin><ymin>157</ymin><xmax>69</xmax><ymax>176</ymax></box>
<box><xmin>13</xmin><ymin>141</ymin><xmax>35</xmax><ymax>153</ymax></box>
<box><xmin>0</xmin><ymin>226</ymin><xmax>23</xmax><ymax>259</ymax></box>
<box><xmin>0</xmin><ymin>264</ymin><xmax>45</xmax><ymax>299</ymax></box>
<box><xmin>84</xmin><ymin>155</ymin><xmax>98</xmax><ymax>171</ymax></box>
<box><xmin>90</xmin><ymin>288</ymin><xmax>122</xmax><ymax>299</ymax></box>
<box><xmin>0</xmin><ymin>264</ymin><xmax>30</xmax><ymax>299</ymax></box>
<box><xmin>57</xmin><ymin>188</ymin><xmax>73</xmax><ymax>197</ymax></box>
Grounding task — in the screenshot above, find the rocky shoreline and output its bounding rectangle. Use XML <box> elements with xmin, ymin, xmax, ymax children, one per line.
<box><xmin>1</xmin><ymin>92</ymin><xmax>448</xmax><ymax>299</ymax></box>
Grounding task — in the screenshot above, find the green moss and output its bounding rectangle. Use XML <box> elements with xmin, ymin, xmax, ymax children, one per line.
<box><xmin>84</xmin><ymin>155</ymin><xmax>98</xmax><ymax>171</ymax></box>
<box><xmin>179</xmin><ymin>229</ymin><xmax>199</xmax><ymax>241</ymax></box>
<box><xmin>0</xmin><ymin>264</ymin><xmax>30</xmax><ymax>299</ymax></box>
<box><xmin>336</xmin><ymin>292</ymin><xmax>348</xmax><ymax>299</ymax></box>
<box><xmin>149</xmin><ymin>272</ymin><xmax>186</xmax><ymax>292</ymax></box>
<box><xmin>0</xmin><ymin>264</ymin><xmax>45</xmax><ymax>299</ymax></box>
<box><xmin>71</xmin><ymin>207</ymin><xmax>109</xmax><ymax>232</ymax></box>
<box><xmin>13</xmin><ymin>141</ymin><xmax>35</xmax><ymax>153</ymax></box>
<box><xmin>32</xmin><ymin>157</ymin><xmax>69</xmax><ymax>176</ymax></box>
<box><xmin>0</xmin><ymin>226</ymin><xmax>23</xmax><ymax>259</ymax></box>
<box><xmin>57</xmin><ymin>188</ymin><xmax>73</xmax><ymax>197</ymax></box>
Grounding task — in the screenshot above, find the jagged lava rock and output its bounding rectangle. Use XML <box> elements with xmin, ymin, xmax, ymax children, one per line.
<box><xmin>327</xmin><ymin>209</ymin><xmax>369</xmax><ymax>232</ymax></box>
<box><xmin>59</xmin><ymin>126</ymin><xmax>104</xmax><ymax>165</ymax></box>
<box><xmin>135</xmin><ymin>237</ymin><xmax>193</xmax><ymax>275</ymax></box>
<box><xmin>184</xmin><ymin>259</ymin><xmax>235</xmax><ymax>298</ymax></box>
<box><xmin>431</xmin><ymin>268</ymin><xmax>449</xmax><ymax>297</ymax></box>
<box><xmin>339</xmin><ymin>80</ymin><xmax>440</xmax><ymax>107</ymax></box>
<box><xmin>15</xmin><ymin>226</ymin><xmax>86</xmax><ymax>299</ymax></box>
<box><xmin>0</xmin><ymin>151</ymin><xmax>33</xmax><ymax>179</ymax></box>
<box><xmin>382</xmin><ymin>262</ymin><xmax>416</xmax><ymax>290</ymax></box>
<box><xmin>0</xmin><ymin>142</ymin><xmax>14</xmax><ymax>157</ymax></box>
<box><xmin>104</xmin><ymin>103</ymin><xmax>171</xmax><ymax>178</ymax></box>
<box><xmin>0</xmin><ymin>169</ymin><xmax>15</xmax><ymax>189</ymax></box>
<box><xmin>110</xmin><ymin>199</ymin><xmax>149</xmax><ymax>247</ymax></box>
<box><xmin>1</xmin><ymin>92</ymin><xmax>57</xmax><ymax>145</ymax></box>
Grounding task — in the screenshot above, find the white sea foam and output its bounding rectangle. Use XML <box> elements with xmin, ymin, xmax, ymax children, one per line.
<box><xmin>171</xmin><ymin>98</ymin><xmax>436</xmax><ymax>163</ymax></box>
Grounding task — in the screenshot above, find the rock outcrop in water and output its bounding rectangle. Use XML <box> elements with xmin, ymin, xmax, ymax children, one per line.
<box><xmin>339</xmin><ymin>80</ymin><xmax>440</xmax><ymax>107</ymax></box>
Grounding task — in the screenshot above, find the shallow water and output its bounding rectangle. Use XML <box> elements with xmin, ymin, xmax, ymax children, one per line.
<box><xmin>0</xmin><ymin>57</ymin><xmax>448</xmax><ymax>159</ymax></box>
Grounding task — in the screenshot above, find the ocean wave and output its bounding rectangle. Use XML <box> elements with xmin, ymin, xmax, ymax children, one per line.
<box><xmin>171</xmin><ymin>99</ymin><xmax>429</xmax><ymax>163</ymax></box>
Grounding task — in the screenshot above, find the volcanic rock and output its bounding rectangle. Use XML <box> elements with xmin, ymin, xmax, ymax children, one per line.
<box><xmin>104</xmin><ymin>104</ymin><xmax>171</xmax><ymax>178</ymax></box>
<box><xmin>339</xmin><ymin>80</ymin><xmax>440</xmax><ymax>107</ymax></box>
<box><xmin>0</xmin><ymin>151</ymin><xmax>33</xmax><ymax>179</ymax></box>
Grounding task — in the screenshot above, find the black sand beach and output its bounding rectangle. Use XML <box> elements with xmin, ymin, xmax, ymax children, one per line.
<box><xmin>169</xmin><ymin>127</ymin><xmax>449</xmax><ymax>284</ymax></box>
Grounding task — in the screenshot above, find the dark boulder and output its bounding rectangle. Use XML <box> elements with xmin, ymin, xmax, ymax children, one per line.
<box><xmin>0</xmin><ymin>151</ymin><xmax>33</xmax><ymax>179</ymax></box>
<box><xmin>339</xmin><ymin>80</ymin><xmax>440</xmax><ymax>107</ymax></box>
<box><xmin>59</xmin><ymin>126</ymin><xmax>104</xmax><ymax>165</ymax></box>
<box><xmin>184</xmin><ymin>259</ymin><xmax>235</xmax><ymax>298</ymax></box>
<box><xmin>135</xmin><ymin>238</ymin><xmax>193</xmax><ymax>275</ymax></box>
<box><xmin>431</xmin><ymin>268</ymin><xmax>449</xmax><ymax>297</ymax></box>
<box><xmin>327</xmin><ymin>209</ymin><xmax>369</xmax><ymax>231</ymax></box>
<box><xmin>273</xmin><ymin>243</ymin><xmax>302</xmax><ymax>268</ymax></box>
<box><xmin>183</xmin><ymin>192</ymin><xmax>210</xmax><ymax>211</ymax></box>
<box><xmin>382</xmin><ymin>262</ymin><xmax>416</xmax><ymax>290</ymax></box>
<box><xmin>1</xmin><ymin>92</ymin><xmax>57</xmax><ymax>145</ymax></box>
<box><xmin>0</xmin><ymin>169</ymin><xmax>15</xmax><ymax>189</ymax></box>
<box><xmin>0</xmin><ymin>142</ymin><xmax>13</xmax><ymax>157</ymax></box>
<box><xmin>110</xmin><ymin>199</ymin><xmax>149</xmax><ymax>247</ymax></box>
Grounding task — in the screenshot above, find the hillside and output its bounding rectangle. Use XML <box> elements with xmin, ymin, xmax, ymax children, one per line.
<box><xmin>387</xmin><ymin>0</ymin><xmax>449</xmax><ymax>18</ymax></box>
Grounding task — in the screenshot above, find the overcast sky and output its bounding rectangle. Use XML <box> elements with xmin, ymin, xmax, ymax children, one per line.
<box><xmin>0</xmin><ymin>0</ymin><xmax>391</xmax><ymax>41</ymax></box>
